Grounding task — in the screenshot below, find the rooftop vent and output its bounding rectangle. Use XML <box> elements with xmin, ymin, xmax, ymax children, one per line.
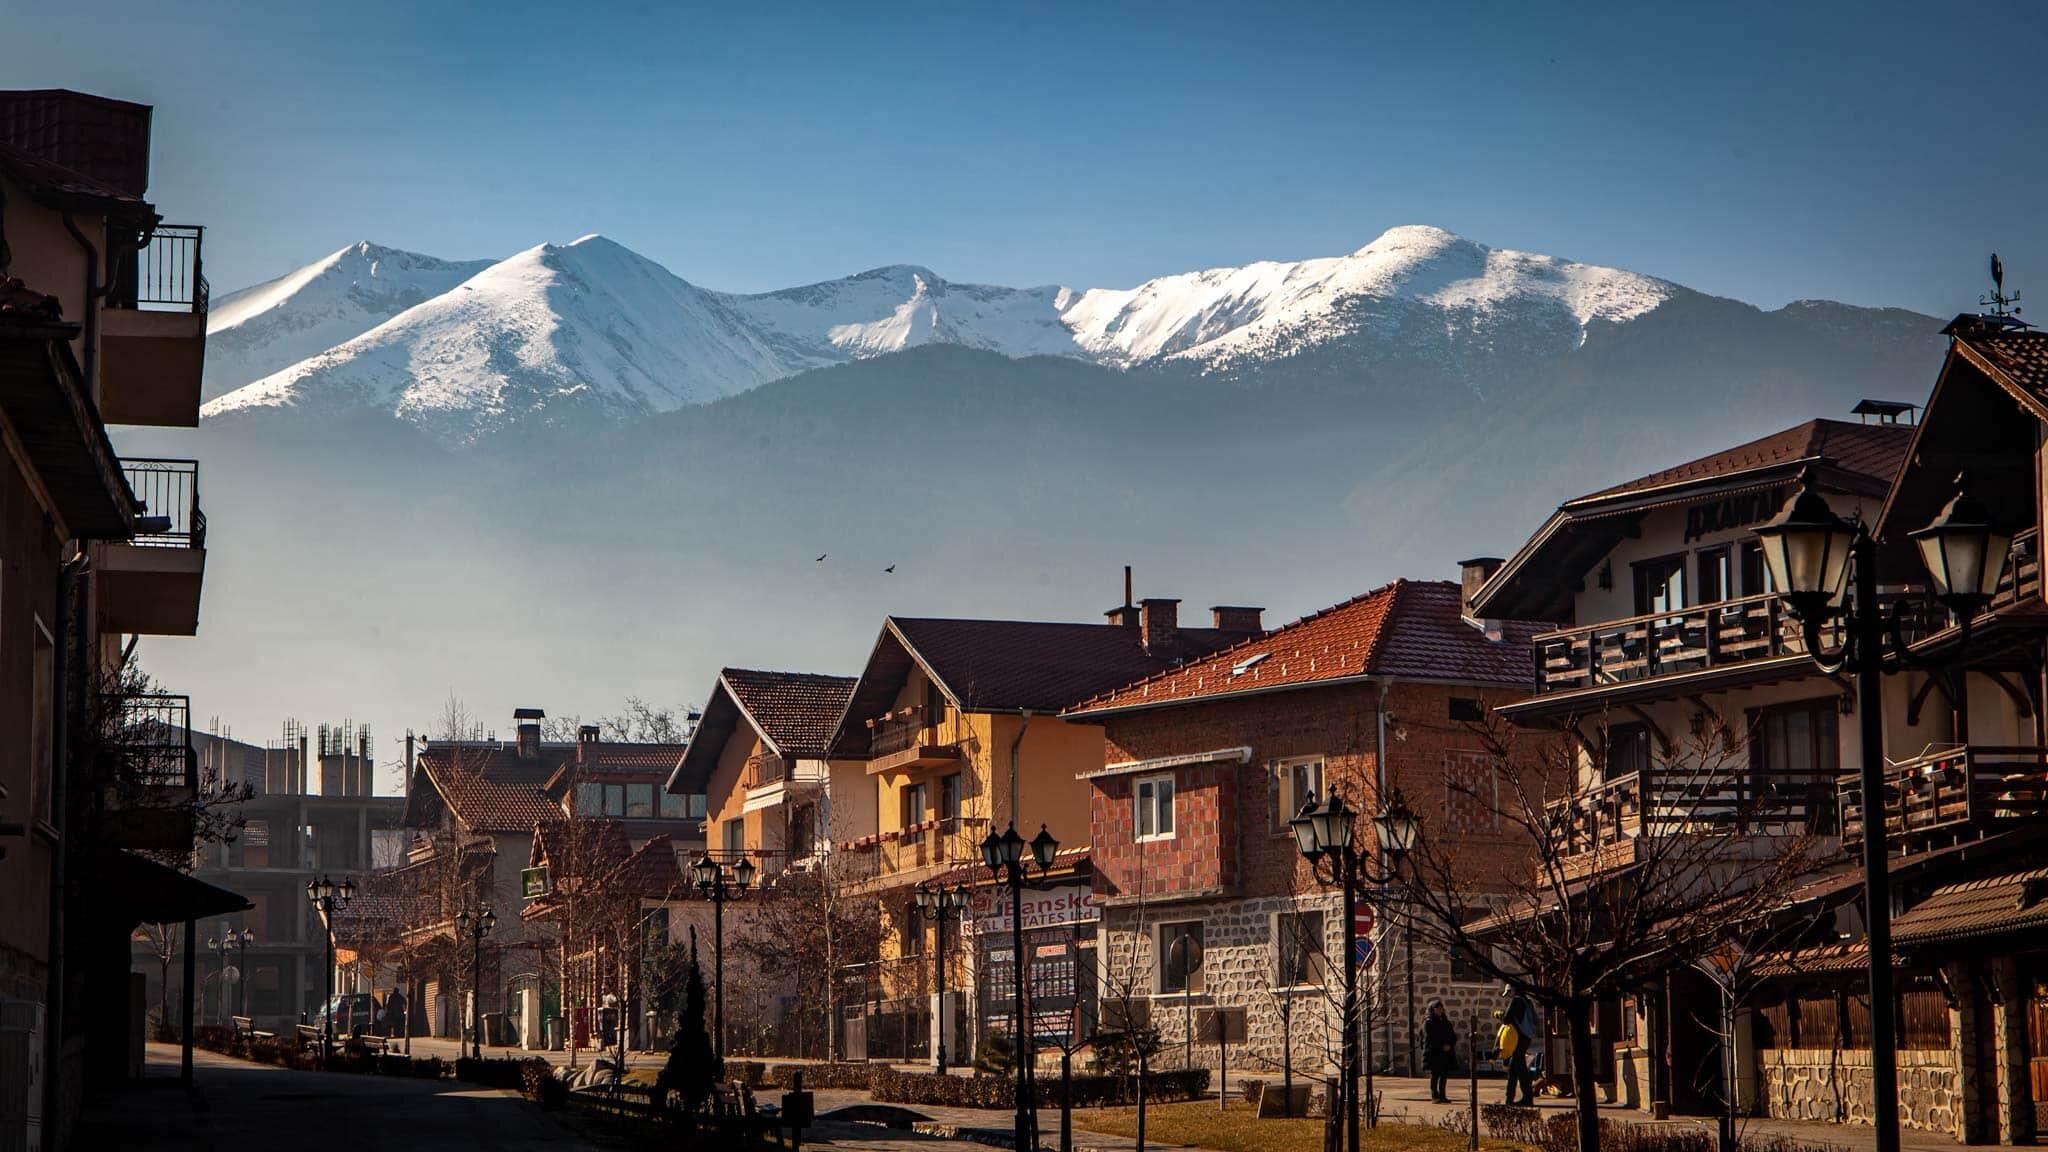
<box><xmin>1851</xmin><ymin>399</ymin><xmax>1918</xmax><ymax>426</ymax></box>
<box><xmin>1230</xmin><ymin>652</ymin><xmax>1270</xmax><ymax>677</ymax></box>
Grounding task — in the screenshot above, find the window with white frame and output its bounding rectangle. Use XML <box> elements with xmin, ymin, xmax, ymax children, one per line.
<box><xmin>1134</xmin><ymin>774</ymin><xmax>1176</xmax><ymax>840</ymax></box>
<box><xmin>1275</xmin><ymin>909</ymin><xmax>1327</xmax><ymax>987</ymax></box>
<box><xmin>1270</xmin><ymin>756</ymin><xmax>1324</xmax><ymax>833</ymax></box>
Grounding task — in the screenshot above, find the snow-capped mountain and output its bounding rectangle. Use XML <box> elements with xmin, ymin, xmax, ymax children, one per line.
<box><xmin>201</xmin><ymin>225</ymin><xmax>1681</xmax><ymax>440</ymax></box>
<box><xmin>204</xmin><ymin>241</ymin><xmax>494</xmax><ymax>400</ymax></box>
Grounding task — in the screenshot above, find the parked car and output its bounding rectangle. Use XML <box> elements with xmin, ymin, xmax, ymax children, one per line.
<box><xmin>319</xmin><ymin>992</ymin><xmax>382</xmax><ymax>1037</ymax></box>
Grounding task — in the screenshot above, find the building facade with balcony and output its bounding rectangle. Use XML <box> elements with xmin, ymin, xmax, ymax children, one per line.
<box><xmin>1065</xmin><ymin>576</ymin><xmax>1543</xmax><ymax>1078</ymax></box>
<box><xmin>0</xmin><ymin>87</ymin><xmax>232</xmax><ymax>1151</ymax></box>
<box><xmin>821</xmin><ymin>598</ymin><xmax>1260</xmax><ymax>1064</ymax></box>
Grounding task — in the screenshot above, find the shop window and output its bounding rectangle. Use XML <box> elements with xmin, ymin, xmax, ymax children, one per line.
<box><xmin>1158</xmin><ymin>921</ymin><xmax>1204</xmax><ymax>994</ymax></box>
<box><xmin>1275</xmin><ymin>910</ymin><xmax>1326</xmax><ymax>987</ymax></box>
<box><xmin>1135</xmin><ymin>774</ymin><xmax>1176</xmax><ymax>841</ymax></box>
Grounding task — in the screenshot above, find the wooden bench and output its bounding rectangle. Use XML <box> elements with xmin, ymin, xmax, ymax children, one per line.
<box><xmin>231</xmin><ymin>1015</ymin><xmax>276</xmax><ymax>1041</ymax></box>
<box><xmin>295</xmin><ymin>1023</ymin><xmax>324</xmax><ymax>1049</ymax></box>
<box><xmin>709</xmin><ymin>1082</ymin><xmax>785</xmax><ymax>1148</ymax></box>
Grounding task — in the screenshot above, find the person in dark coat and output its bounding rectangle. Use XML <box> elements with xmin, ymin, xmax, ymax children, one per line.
<box><xmin>1421</xmin><ymin>999</ymin><xmax>1458</xmax><ymax>1102</ymax></box>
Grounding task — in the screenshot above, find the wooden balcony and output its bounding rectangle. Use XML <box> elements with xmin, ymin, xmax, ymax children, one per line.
<box><xmin>864</xmin><ymin>711</ymin><xmax>961</xmax><ymax>775</ymax></box>
<box><xmin>1548</xmin><ymin>769</ymin><xmax>1832</xmax><ymax>881</ymax></box>
<box><xmin>1840</xmin><ymin>744</ymin><xmax>2048</xmax><ymax>846</ymax></box>
<box><xmin>99</xmin><ymin>225</ymin><xmax>207</xmax><ymax>427</ymax></box>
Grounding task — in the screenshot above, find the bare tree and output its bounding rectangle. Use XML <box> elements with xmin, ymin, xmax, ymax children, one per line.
<box><xmin>1396</xmin><ymin>710</ymin><xmax>1826</xmax><ymax>1152</ymax></box>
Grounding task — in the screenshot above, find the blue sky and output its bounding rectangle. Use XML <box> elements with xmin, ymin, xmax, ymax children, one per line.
<box><xmin>6</xmin><ymin>0</ymin><xmax>2044</xmax><ymax>315</ymax></box>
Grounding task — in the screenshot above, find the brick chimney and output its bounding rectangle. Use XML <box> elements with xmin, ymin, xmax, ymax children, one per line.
<box><xmin>1459</xmin><ymin>557</ymin><xmax>1504</xmax><ymax>618</ymax></box>
<box><xmin>577</xmin><ymin>724</ymin><xmax>601</xmax><ymax>763</ymax></box>
<box><xmin>1104</xmin><ymin>564</ymin><xmax>1139</xmax><ymax>629</ymax></box>
<box><xmin>1140</xmin><ymin>598</ymin><xmax>1180</xmax><ymax>654</ymax></box>
<box><xmin>1210</xmin><ymin>606</ymin><xmax>1264</xmax><ymax>633</ymax></box>
<box><xmin>513</xmin><ymin>707</ymin><xmax>545</xmax><ymax>759</ymax></box>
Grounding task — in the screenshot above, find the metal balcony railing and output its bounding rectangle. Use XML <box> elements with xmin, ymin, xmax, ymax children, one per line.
<box><xmin>106</xmin><ymin>692</ymin><xmax>195</xmax><ymax>789</ymax></box>
<box><xmin>1840</xmin><ymin>744</ymin><xmax>2048</xmax><ymax>843</ymax></box>
<box><xmin>112</xmin><ymin>224</ymin><xmax>208</xmax><ymax>314</ymax></box>
<box><xmin>120</xmin><ymin>458</ymin><xmax>204</xmax><ymax>547</ymax></box>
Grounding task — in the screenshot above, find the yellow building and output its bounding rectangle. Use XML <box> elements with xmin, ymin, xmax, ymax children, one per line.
<box><xmin>824</xmin><ymin>599</ymin><xmax>1261</xmax><ymax>1063</ymax></box>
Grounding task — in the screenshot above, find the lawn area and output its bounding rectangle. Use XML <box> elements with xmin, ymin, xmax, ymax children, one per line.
<box><xmin>1071</xmin><ymin>1100</ymin><xmax>1532</xmax><ymax>1152</ymax></box>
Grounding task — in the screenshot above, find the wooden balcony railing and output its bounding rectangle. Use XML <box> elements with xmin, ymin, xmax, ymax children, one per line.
<box><xmin>1840</xmin><ymin>744</ymin><xmax>2048</xmax><ymax>843</ymax></box>
<box><xmin>1990</xmin><ymin>529</ymin><xmax>2042</xmax><ymax>615</ymax></box>
<box><xmin>869</xmin><ymin>712</ymin><xmax>925</xmax><ymax>758</ymax></box>
<box><xmin>745</xmin><ymin>751</ymin><xmax>789</xmax><ymax>787</ymax></box>
<box><xmin>1535</xmin><ymin>594</ymin><xmax>1842</xmax><ymax>696</ymax></box>
<box><xmin>1551</xmin><ymin>769</ymin><xmax>1834</xmax><ymax>858</ymax></box>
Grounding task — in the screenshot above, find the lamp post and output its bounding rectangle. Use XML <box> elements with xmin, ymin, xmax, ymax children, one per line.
<box><xmin>692</xmin><ymin>852</ymin><xmax>755</xmax><ymax>1060</ymax></box>
<box><xmin>455</xmin><ymin>904</ymin><xmax>496</xmax><ymax>1060</ymax></box>
<box><xmin>305</xmin><ymin>875</ymin><xmax>356</xmax><ymax>1066</ymax></box>
<box><xmin>1290</xmin><ymin>787</ymin><xmax>1419</xmax><ymax>1152</ymax></box>
<box><xmin>231</xmin><ymin>928</ymin><xmax>254</xmax><ymax>1019</ymax></box>
<box><xmin>206</xmin><ymin>934</ymin><xmax>234</xmax><ymax>1025</ymax></box>
<box><xmin>1755</xmin><ymin>467</ymin><xmax>2007</xmax><ymax>1152</ymax></box>
<box><xmin>983</xmin><ymin>822</ymin><xmax>1057</xmax><ymax>1152</ymax></box>
<box><xmin>915</xmin><ymin>882</ymin><xmax>971</xmax><ymax>1073</ymax></box>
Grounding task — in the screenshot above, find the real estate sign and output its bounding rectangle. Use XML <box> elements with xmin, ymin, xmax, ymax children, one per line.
<box><xmin>969</xmin><ymin>883</ymin><xmax>1097</xmax><ymax>934</ymax></box>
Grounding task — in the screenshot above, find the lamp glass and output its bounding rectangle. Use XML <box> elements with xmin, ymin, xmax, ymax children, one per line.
<box><xmin>997</xmin><ymin>823</ymin><xmax>1026</xmax><ymax>868</ymax></box>
<box><xmin>1289</xmin><ymin>793</ymin><xmax>1322</xmax><ymax>857</ymax></box>
<box><xmin>1911</xmin><ymin>477</ymin><xmax>2010</xmax><ymax>605</ymax></box>
<box><xmin>915</xmin><ymin>886</ymin><xmax>934</xmax><ymax>911</ymax></box>
<box><xmin>979</xmin><ymin>829</ymin><xmax>1004</xmax><ymax>874</ymax></box>
<box><xmin>1311</xmin><ymin>791</ymin><xmax>1353</xmax><ymax>852</ymax></box>
<box><xmin>1375</xmin><ymin>794</ymin><xmax>1420</xmax><ymax>855</ymax></box>
<box><xmin>1755</xmin><ymin>472</ymin><xmax>1856</xmax><ymax>603</ymax></box>
<box><xmin>1030</xmin><ymin>824</ymin><xmax>1059</xmax><ymax>871</ymax></box>
<box><xmin>734</xmin><ymin>856</ymin><xmax>757</xmax><ymax>891</ymax></box>
<box><xmin>691</xmin><ymin>854</ymin><xmax>718</xmax><ymax>890</ymax></box>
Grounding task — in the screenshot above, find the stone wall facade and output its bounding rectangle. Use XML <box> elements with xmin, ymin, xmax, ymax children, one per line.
<box><xmin>1099</xmin><ymin>890</ymin><xmax>1504</xmax><ymax>1078</ymax></box>
<box><xmin>1757</xmin><ymin>1048</ymin><xmax>1961</xmax><ymax>1140</ymax></box>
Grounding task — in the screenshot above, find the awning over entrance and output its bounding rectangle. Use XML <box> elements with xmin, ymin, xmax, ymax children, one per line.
<box><xmin>104</xmin><ymin>849</ymin><xmax>251</xmax><ymax>927</ymax></box>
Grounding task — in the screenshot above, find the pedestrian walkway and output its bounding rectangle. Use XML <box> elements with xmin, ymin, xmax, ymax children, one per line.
<box><xmin>80</xmin><ymin>1043</ymin><xmax>591</xmax><ymax>1152</ymax></box>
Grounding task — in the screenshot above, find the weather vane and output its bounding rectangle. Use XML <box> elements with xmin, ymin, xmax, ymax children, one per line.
<box><xmin>1982</xmin><ymin>253</ymin><xmax>2023</xmax><ymax>317</ymax></box>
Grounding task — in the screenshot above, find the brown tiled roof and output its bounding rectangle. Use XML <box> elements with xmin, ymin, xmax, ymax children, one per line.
<box><xmin>1954</xmin><ymin>326</ymin><xmax>2048</xmax><ymax>408</ymax></box>
<box><xmin>1571</xmin><ymin>419</ymin><xmax>1912</xmax><ymax>506</ymax></box>
<box><xmin>1068</xmin><ymin>580</ymin><xmax>1541</xmax><ymax>716</ymax></box>
<box><xmin>0</xmin><ymin>276</ymin><xmax>61</xmax><ymax>321</ymax></box>
<box><xmin>619</xmin><ymin>834</ymin><xmax>685</xmax><ymax>896</ymax></box>
<box><xmin>722</xmin><ymin>669</ymin><xmax>857</xmax><ymax>757</ymax></box>
<box><xmin>891</xmin><ymin>616</ymin><xmax>1247</xmax><ymax>713</ymax></box>
<box><xmin>1894</xmin><ymin>863</ymin><xmax>2048</xmax><ymax>946</ymax></box>
<box><xmin>0</xmin><ymin>138</ymin><xmax>151</xmax><ymax>212</ymax></box>
<box><xmin>413</xmin><ymin>744</ymin><xmax>562</xmax><ymax>834</ymax></box>
<box><xmin>541</xmin><ymin>741</ymin><xmax>692</xmax><ymax>793</ymax></box>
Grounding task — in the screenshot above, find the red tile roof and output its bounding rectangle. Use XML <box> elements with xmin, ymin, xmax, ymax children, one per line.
<box><xmin>1570</xmin><ymin>419</ymin><xmax>1912</xmax><ymax>506</ymax></box>
<box><xmin>721</xmin><ymin>668</ymin><xmax>857</xmax><ymax>757</ymax></box>
<box><xmin>1067</xmin><ymin>580</ymin><xmax>1541</xmax><ymax>716</ymax></box>
<box><xmin>411</xmin><ymin>744</ymin><xmax>561</xmax><ymax>834</ymax></box>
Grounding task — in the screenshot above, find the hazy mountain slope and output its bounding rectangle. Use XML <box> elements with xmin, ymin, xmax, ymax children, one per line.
<box><xmin>204</xmin><ymin>242</ymin><xmax>494</xmax><ymax>400</ymax></box>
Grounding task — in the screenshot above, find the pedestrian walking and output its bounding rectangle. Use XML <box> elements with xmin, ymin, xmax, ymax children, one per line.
<box><xmin>1421</xmin><ymin>1000</ymin><xmax>1457</xmax><ymax>1103</ymax></box>
<box><xmin>1495</xmin><ymin>985</ymin><xmax>1537</xmax><ymax>1106</ymax></box>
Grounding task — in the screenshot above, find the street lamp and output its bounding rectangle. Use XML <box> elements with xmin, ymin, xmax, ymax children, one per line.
<box><xmin>206</xmin><ymin>934</ymin><xmax>235</xmax><ymax>1026</ymax></box>
<box><xmin>1756</xmin><ymin>466</ymin><xmax>2007</xmax><ymax>1152</ymax></box>
<box><xmin>915</xmin><ymin>882</ymin><xmax>972</xmax><ymax>1074</ymax></box>
<box><xmin>1291</xmin><ymin>788</ymin><xmax>1413</xmax><ymax>1152</ymax></box>
<box><xmin>1371</xmin><ymin>792</ymin><xmax>1419</xmax><ymax>1078</ymax></box>
<box><xmin>305</xmin><ymin>875</ymin><xmax>356</xmax><ymax>1066</ymax></box>
<box><xmin>693</xmin><ymin>852</ymin><xmax>754</xmax><ymax>1060</ymax></box>
<box><xmin>231</xmin><ymin>928</ymin><xmax>254</xmax><ymax>1019</ymax></box>
<box><xmin>983</xmin><ymin>822</ymin><xmax>1056</xmax><ymax>1152</ymax></box>
<box><xmin>455</xmin><ymin>904</ymin><xmax>496</xmax><ymax>1060</ymax></box>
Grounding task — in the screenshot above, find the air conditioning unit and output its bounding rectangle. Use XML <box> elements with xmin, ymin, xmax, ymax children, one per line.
<box><xmin>0</xmin><ymin>998</ymin><xmax>45</xmax><ymax>1152</ymax></box>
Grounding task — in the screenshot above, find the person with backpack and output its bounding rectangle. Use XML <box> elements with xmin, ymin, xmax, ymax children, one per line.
<box><xmin>1495</xmin><ymin>985</ymin><xmax>1538</xmax><ymax>1106</ymax></box>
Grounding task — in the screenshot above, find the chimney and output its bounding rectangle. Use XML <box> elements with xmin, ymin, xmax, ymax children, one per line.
<box><xmin>1104</xmin><ymin>565</ymin><xmax>1139</xmax><ymax>628</ymax></box>
<box><xmin>1459</xmin><ymin>557</ymin><xmax>1505</xmax><ymax>618</ymax></box>
<box><xmin>577</xmin><ymin>724</ymin><xmax>601</xmax><ymax>763</ymax></box>
<box><xmin>514</xmin><ymin>707</ymin><xmax>545</xmax><ymax>759</ymax></box>
<box><xmin>1210</xmin><ymin>605</ymin><xmax>1264</xmax><ymax>633</ymax></box>
<box><xmin>1140</xmin><ymin>598</ymin><xmax>1180</xmax><ymax>654</ymax></box>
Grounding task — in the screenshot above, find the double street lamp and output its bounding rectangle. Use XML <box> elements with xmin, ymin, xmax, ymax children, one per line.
<box><xmin>981</xmin><ymin>822</ymin><xmax>1059</xmax><ymax>1152</ymax></box>
<box><xmin>207</xmin><ymin>928</ymin><xmax>254</xmax><ymax>1022</ymax></box>
<box><xmin>305</xmin><ymin>875</ymin><xmax>357</xmax><ymax>1066</ymax></box>
<box><xmin>1290</xmin><ymin>787</ymin><xmax>1418</xmax><ymax>1152</ymax></box>
<box><xmin>1755</xmin><ymin>467</ymin><xmax>2008</xmax><ymax>1152</ymax></box>
<box><xmin>455</xmin><ymin>905</ymin><xmax>496</xmax><ymax>1060</ymax></box>
<box><xmin>692</xmin><ymin>852</ymin><xmax>756</xmax><ymax>1060</ymax></box>
<box><xmin>914</xmin><ymin>882</ymin><xmax>971</xmax><ymax>1073</ymax></box>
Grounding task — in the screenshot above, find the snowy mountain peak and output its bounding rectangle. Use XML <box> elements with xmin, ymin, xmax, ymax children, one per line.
<box><xmin>202</xmin><ymin>225</ymin><xmax>1686</xmax><ymax>441</ymax></box>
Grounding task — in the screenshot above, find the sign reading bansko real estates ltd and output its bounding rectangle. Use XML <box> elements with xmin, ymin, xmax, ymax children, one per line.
<box><xmin>969</xmin><ymin>884</ymin><xmax>1098</xmax><ymax>934</ymax></box>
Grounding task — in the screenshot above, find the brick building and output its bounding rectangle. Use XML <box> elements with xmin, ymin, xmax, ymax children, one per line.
<box><xmin>1063</xmin><ymin>577</ymin><xmax>1542</xmax><ymax>1077</ymax></box>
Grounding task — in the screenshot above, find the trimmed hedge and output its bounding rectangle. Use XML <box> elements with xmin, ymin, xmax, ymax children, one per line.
<box><xmin>455</xmin><ymin>1056</ymin><xmax>550</xmax><ymax>1089</ymax></box>
<box><xmin>870</xmin><ymin>1067</ymin><xmax>1209</xmax><ymax>1109</ymax></box>
<box><xmin>749</xmin><ymin>1063</ymin><xmax>879</xmax><ymax>1090</ymax></box>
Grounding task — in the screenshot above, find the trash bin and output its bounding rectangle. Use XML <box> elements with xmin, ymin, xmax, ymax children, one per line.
<box><xmin>543</xmin><ymin>1016</ymin><xmax>565</xmax><ymax>1051</ymax></box>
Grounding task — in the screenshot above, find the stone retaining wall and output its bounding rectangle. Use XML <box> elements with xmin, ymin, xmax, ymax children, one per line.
<box><xmin>1757</xmin><ymin>1047</ymin><xmax>1960</xmax><ymax>1140</ymax></box>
